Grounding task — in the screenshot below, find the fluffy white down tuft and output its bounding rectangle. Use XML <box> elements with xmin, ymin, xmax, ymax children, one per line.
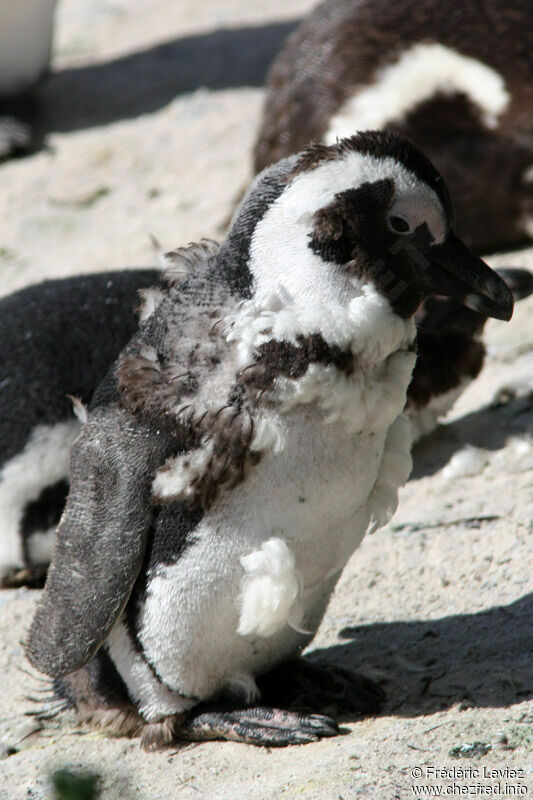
<box><xmin>441</xmin><ymin>445</ymin><xmax>488</xmax><ymax>481</ymax></box>
<box><xmin>238</xmin><ymin>538</ymin><xmax>304</xmax><ymax>638</ymax></box>
<box><xmin>273</xmin><ymin>349</ymin><xmax>415</xmax><ymax>433</ymax></box>
<box><xmin>151</xmin><ymin>448</ymin><xmax>211</xmax><ymax>503</ymax></box>
<box><xmin>70</xmin><ymin>395</ymin><xmax>88</xmax><ymax>424</ymax></box>
<box><xmin>251</xmin><ymin>414</ymin><xmax>287</xmax><ymax>454</ymax></box>
<box><xmin>224</xmin><ymin>283</ymin><xmax>415</xmax><ymax>434</ymax></box>
<box><xmin>225</xmin><ymin>284</ymin><xmax>414</xmax><ymax>370</ymax></box>
<box><xmin>138</xmin><ymin>287</ymin><xmax>166</xmax><ymax>323</ymax></box>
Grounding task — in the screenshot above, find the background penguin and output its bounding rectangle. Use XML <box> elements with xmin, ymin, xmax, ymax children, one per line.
<box><xmin>25</xmin><ymin>132</ymin><xmax>512</xmax><ymax>748</ymax></box>
<box><xmin>406</xmin><ymin>267</ymin><xmax>533</xmax><ymax>440</ymax></box>
<box><xmin>254</xmin><ymin>0</ymin><xmax>533</xmax><ymax>254</ymax></box>
<box><xmin>0</xmin><ymin>269</ymin><xmax>161</xmax><ymax>587</ymax></box>
<box><xmin>0</xmin><ymin>0</ymin><xmax>57</xmax><ymax>158</ymax></box>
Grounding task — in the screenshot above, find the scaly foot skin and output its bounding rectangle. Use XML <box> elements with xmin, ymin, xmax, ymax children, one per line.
<box><xmin>140</xmin><ymin>660</ymin><xmax>384</xmax><ymax>750</ymax></box>
<box><xmin>256</xmin><ymin>658</ymin><xmax>386</xmax><ymax>717</ymax></box>
<box><xmin>178</xmin><ymin>705</ymin><xmax>340</xmax><ymax>747</ymax></box>
<box><xmin>141</xmin><ymin>706</ymin><xmax>339</xmax><ymax>749</ymax></box>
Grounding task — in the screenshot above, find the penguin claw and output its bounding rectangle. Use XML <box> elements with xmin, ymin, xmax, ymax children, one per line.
<box><xmin>178</xmin><ymin>706</ymin><xmax>340</xmax><ymax>746</ymax></box>
<box><xmin>305</xmin><ymin>713</ymin><xmax>340</xmax><ymax>733</ymax></box>
<box><xmin>256</xmin><ymin>658</ymin><xmax>386</xmax><ymax>717</ymax></box>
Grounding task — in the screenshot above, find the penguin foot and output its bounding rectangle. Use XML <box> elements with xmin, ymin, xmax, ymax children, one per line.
<box><xmin>257</xmin><ymin>658</ymin><xmax>386</xmax><ymax>717</ymax></box>
<box><xmin>177</xmin><ymin>705</ymin><xmax>340</xmax><ymax>747</ymax></box>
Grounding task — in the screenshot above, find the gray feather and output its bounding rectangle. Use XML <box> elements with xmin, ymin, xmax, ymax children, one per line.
<box><xmin>25</xmin><ymin>405</ymin><xmax>168</xmax><ymax>676</ymax></box>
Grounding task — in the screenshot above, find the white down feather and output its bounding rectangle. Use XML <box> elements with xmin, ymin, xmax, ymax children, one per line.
<box><xmin>238</xmin><ymin>538</ymin><xmax>304</xmax><ymax>637</ymax></box>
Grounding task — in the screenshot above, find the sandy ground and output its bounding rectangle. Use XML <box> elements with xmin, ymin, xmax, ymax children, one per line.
<box><xmin>0</xmin><ymin>1</ymin><xmax>532</xmax><ymax>798</ymax></box>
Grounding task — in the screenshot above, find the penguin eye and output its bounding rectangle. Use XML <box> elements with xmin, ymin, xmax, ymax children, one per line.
<box><xmin>387</xmin><ymin>214</ymin><xmax>412</xmax><ymax>234</ymax></box>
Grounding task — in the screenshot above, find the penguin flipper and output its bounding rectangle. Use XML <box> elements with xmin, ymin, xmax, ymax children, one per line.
<box><xmin>25</xmin><ymin>405</ymin><xmax>163</xmax><ymax>678</ymax></box>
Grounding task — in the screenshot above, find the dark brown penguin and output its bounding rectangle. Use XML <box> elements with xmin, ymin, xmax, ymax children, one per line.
<box><xmin>254</xmin><ymin>0</ymin><xmax>533</xmax><ymax>253</ymax></box>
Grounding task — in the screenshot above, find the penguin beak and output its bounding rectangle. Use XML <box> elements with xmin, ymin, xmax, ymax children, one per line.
<box><xmin>424</xmin><ymin>234</ymin><xmax>514</xmax><ymax>321</ymax></box>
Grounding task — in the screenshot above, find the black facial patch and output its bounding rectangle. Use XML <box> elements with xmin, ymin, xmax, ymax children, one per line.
<box><xmin>309</xmin><ymin>179</ymin><xmax>434</xmax><ymax>317</ymax></box>
<box><xmin>374</xmin><ymin>221</ymin><xmax>437</xmax><ymax>318</ymax></box>
<box><xmin>309</xmin><ymin>178</ymin><xmax>395</xmax><ymax>265</ymax></box>
<box><xmin>388</xmin><ymin>92</ymin><xmax>530</xmax><ymax>249</ymax></box>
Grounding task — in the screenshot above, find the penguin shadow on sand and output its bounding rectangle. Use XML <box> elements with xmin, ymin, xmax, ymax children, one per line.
<box><xmin>303</xmin><ymin>388</ymin><xmax>533</xmax><ymax>723</ymax></box>
<box><xmin>35</xmin><ymin>20</ymin><xmax>299</xmax><ymax>138</ymax></box>
<box><xmin>307</xmin><ymin>592</ymin><xmax>532</xmax><ymax>722</ymax></box>
<box><xmin>410</xmin><ymin>388</ymin><xmax>533</xmax><ymax>480</ymax></box>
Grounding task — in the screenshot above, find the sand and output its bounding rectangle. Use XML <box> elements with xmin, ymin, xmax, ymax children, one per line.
<box><xmin>0</xmin><ymin>1</ymin><xmax>531</xmax><ymax>797</ymax></box>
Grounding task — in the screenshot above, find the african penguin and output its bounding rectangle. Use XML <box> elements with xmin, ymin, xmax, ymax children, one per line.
<box><xmin>254</xmin><ymin>0</ymin><xmax>533</xmax><ymax>253</ymax></box>
<box><xmin>25</xmin><ymin>132</ymin><xmax>513</xmax><ymax>748</ymax></box>
<box><xmin>0</xmin><ymin>262</ymin><xmax>528</xmax><ymax>586</ymax></box>
<box><xmin>0</xmin><ymin>0</ymin><xmax>57</xmax><ymax>158</ymax></box>
<box><xmin>0</xmin><ymin>269</ymin><xmax>161</xmax><ymax>587</ymax></box>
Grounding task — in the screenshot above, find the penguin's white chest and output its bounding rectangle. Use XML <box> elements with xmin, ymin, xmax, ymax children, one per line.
<box><xmin>135</xmin><ymin>404</ymin><xmax>410</xmax><ymax>704</ymax></box>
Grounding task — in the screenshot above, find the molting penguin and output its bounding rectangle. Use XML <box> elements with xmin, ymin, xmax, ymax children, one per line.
<box><xmin>0</xmin><ymin>261</ymin><xmax>527</xmax><ymax>587</ymax></box>
<box><xmin>0</xmin><ymin>269</ymin><xmax>161</xmax><ymax>587</ymax></box>
<box><xmin>254</xmin><ymin>0</ymin><xmax>533</xmax><ymax>253</ymax></box>
<box><xmin>0</xmin><ymin>0</ymin><xmax>57</xmax><ymax>158</ymax></box>
<box><xmin>25</xmin><ymin>132</ymin><xmax>513</xmax><ymax>748</ymax></box>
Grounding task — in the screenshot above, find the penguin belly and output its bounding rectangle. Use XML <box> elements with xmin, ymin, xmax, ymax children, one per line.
<box><xmin>134</xmin><ymin>409</ymin><xmax>392</xmax><ymax>707</ymax></box>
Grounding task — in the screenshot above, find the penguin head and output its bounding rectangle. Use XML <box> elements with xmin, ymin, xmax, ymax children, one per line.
<box><xmin>227</xmin><ymin>130</ymin><xmax>513</xmax><ymax>321</ymax></box>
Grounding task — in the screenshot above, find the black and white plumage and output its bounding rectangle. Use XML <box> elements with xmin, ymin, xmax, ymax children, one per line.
<box><xmin>0</xmin><ymin>269</ymin><xmax>161</xmax><ymax>586</ymax></box>
<box><xmin>254</xmin><ymin>0</ymin><xmax>533</xmax><ymax>253</ymax></box>
<box><xmin>0</xmin><ymin>0</ymin><xmax>57</xmax><ymax>159</ymax></box>
<box><xmin>0</xmin><ymin>264</ymin><xmax>528</xmax><ymax>584</ymax></box>
<box><xmin>25</xmin><ymin>132</ymin><xmax>512</xmax><ymax>748</ymax></box>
